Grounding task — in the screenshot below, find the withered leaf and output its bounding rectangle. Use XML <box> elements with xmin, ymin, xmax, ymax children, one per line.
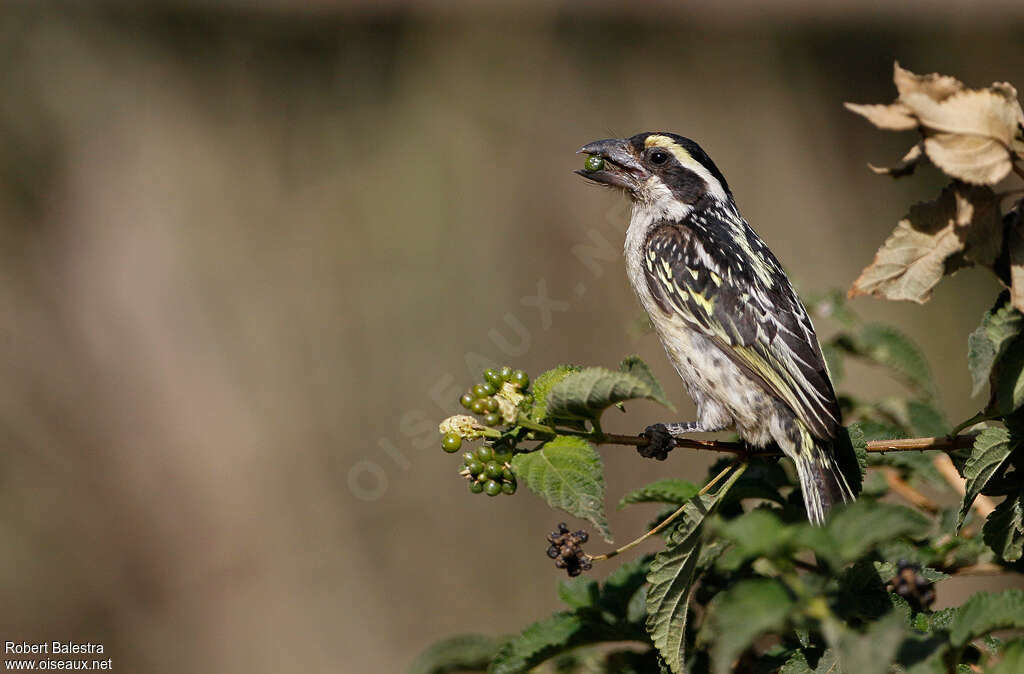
<box><xmin>844</xmin><ymin>102</ymin><xmax>918</xmax><ymax>131</ymax></box>
<box><xmin>893</xmin><ymin>61</ymin><xmax>964</xmax><ymax>102</ymax></box>
<box><xmin>868</xmin><ymin>143</ymin><xmax>923</xmax><ymax>178</ymax></box>
<box><xmin>903</xmin><ymin>87</ymin><xmax>1024</xmax><ymax>184</ymax></box>
<box><xmin>850</xmin><ymin>184</ymin><xmax>1003</xmax><ymax>303</ymax></box>
<box><xmin>1008</xmin><ymin>211</ymin><xmax>1024</xmax><ymax>314</ymax></box>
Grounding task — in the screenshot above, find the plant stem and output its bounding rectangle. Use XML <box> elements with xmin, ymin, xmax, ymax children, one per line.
<box><xmin>596</xmin><ymin>432</ymin><xmax>976</xmax><ymax>455</ymax></box>
<box><xmin>590</xmin><ymin>460</ymin><xmax>748</xmax><ymax>562</ymax></box>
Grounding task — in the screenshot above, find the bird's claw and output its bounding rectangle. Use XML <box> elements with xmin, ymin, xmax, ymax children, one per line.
<box><xmin>639</xmin><ymin>423</ymin><xmax>674</xmax><ymax>460</ymax></box>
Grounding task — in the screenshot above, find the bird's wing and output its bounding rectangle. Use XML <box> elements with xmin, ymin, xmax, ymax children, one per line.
<box><xmin>643</xmin><ymin>221</ymin><xmax>840</xmax><ymax>439</ymax></box>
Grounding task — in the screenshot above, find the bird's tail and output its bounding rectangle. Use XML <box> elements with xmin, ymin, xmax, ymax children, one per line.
<box><xmin>791</xmin><ymin>425</ymin><xmax>857</xmax><ymax>526</ymax></box>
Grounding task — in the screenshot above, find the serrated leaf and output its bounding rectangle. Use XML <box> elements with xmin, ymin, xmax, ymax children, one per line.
<box><xmin>646</xmin><ymin>467</ymin><xmax>745</xmax><ymax>674</ymax></box>
<box><xmin>618</xmin><ymin>479</ymin><xmax>700</xmax><ymax>509</ymax></box>
<box><xmin>410</xmin><ymin>634</ymin><xmax>502</xmax><ymax>674</ymax></box>
<box><xmin>798</xmin><ymin>501</ymin><xmax>930</xmax><ymax>568</ymax></box>
<box><xmin>619</xmin><ymin>355</ymin><xmax>674</xmax><ymax>410</ymax></box>
<box><xmin>598</xmin><ymin>555</ymin><xmax>653</xmax><ymax>619</ymax></box>
<box><xmin>988</xmin><ymin>638</ymin><xmax>1024</xmax><ymax>674</ymax></box>
<box><xmin>558</xmin><ymin>577</ymin><xmax>598</xmax><ymax>609</ymax></box>
<box><xmin>957</xmin><ymin>427</ymin><xmax>1019</xmax><ymax>529</ymax></box>
<box><xmin>869</xmin><ymin>143</ymin><xmax>924</xmax><ymax>177</ymax></box>
<box><xmin>529</xmin><ymin>365</ymin><xmax>581</xmax><ymax>423</ymax></box>
<box><xmin>511</xmin><ymin>436</ymin><xmax>611</xmax><ymax>541</ymax></box>
<box><xmin>893</xmin><ymin>62</ymin><xmax>964</xmax><ymax>101</ymax></box>
<box><xmin>715</xmin><ymin>509</ymin><xmax>791</xmax><ymax>572</ymax></box>
<box><xmin>831</xmin><ymin>611</ymin><xmax>906</xmax><ymax>674</ymax></box>
<box><xmin>845</xmin><ymin>102</ymin><xmax>918</xmax><ymax>130</ymax></box>
<box><xmin>702</xmin><ymin>578</ymin><xmax>795</xmax><ymax>674</ymax></box>
<box><xmin>780</xmin><ymin>649</ymin><xmax>840</xmax><ymax>674</ymax></box>
<box><xmin>904</xmin><ymin>87</ymin><xmax>1023</xmax><ymax>185</ymax></box>
<box><xmin>949</xmin><ymin>589</ymin><xmax>1024</xmax><ymax>647</ymax></box>
<box><xmin>857</xmin><ymin>324</ymin><xmax>935</xmax><ymax>396</ymax></box>
<box><xmin>983</xmin><ymin>493</ymin><xmax>1024</xmax><ymax>562</ymax></box>
<box><xmin>487</xmin><ymin>612</ymin><xmax>616</xmax><ymax>674</ymax></box>
<box><xmin>546</xmin><ymin>367</ymin><xmax>669</xmax><ymax>422</ymax></box>
<box><xmin>849</xmin><ymin>184</ymin><xmax>1002</xmax><ymax>305</ymax></box>
<box><xmin>990</xmin><ymin>336</ymin><xmax>1024</xmax><ymax>416</ymax></box>
<box><xmin>969</xmin><ymin>294</ymin><xmax>1024</xmax><ymax>397</ymax></box>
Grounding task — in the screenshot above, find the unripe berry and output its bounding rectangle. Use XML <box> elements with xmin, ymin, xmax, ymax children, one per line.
<box><xmin>484</xmin><ymin>480</ymin><xmax>502</xmax><ymax>497</ymax></box>
<box><xmin>501</xmin><ymin>481</ymin><xmax>516</xmax><ymax>495</ymax></box>
<box><xmin>483</xmin><ymin>413</ymin><xmax>501</xmax><ymax>427</ymax></box>
<box><xmin>510</xmin><ymin>370</ymin><xmax>529</xmax><ymax>389</ymax></box>
<box><xmin>469</xmin><ymin>481</ymin><xmax>484</xmax><ymax>494</ymax></box>
<box><xmin>484</xmin><ymin>369</ymin><xmax>504</xmax><ymax>387</ymax></box>
<box><xmin>465</xmin><ymin>459</ymin><xmax>484</xmax><ymax>476</ymax></box>
<box><xmin>471</xmin><ymin>398</ymin><xmax>489</xmax><ymax>415</ymax></box>
<box><xmin>441</xmin><ymin>433</ymin><xmax>462</xmax><ymax>453</ymax></box>
<box><xmin>472</xmin><ymin>384</ymin><xmax>490</xmax><ymax>399</ymax></box>
<box><xmin>484</xmin><ymin>461</ymin><xmax>503</xmax><ymax>479</ymax></box>
<box><xmin>499</xmin><ymin>365</ymin><xmax>513</xmax><ymax>380</ymax></box>
<box><xmin>483</xmin><ymin>397</ymin><xmax>499</xmax><ymax>413</ymax></box>
<box><xmin>476</xmin><ymin>446</ymin><xmax>495</xmax><ymax>462</ymax></box>
<box><xmin>459</xmin><ymin>393</ymin><xmax>476</xmax><ymax>410</ymax></box>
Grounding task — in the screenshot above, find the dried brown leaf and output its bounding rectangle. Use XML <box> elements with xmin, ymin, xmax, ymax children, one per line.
<box><xmin>868</xmin><ymin>143</ymin><xmax>924</xmax><ymax>177</ymax></box>
<box><xmin>1009</xmin><ymin>214</ymin><xmax>1024</xmax><ymax>314</ymax></box>
<box><xmin>844</xmin><ymin>102</ymin><xmax>918</xmax><ymax>131</ymax></box>
<box><xmin>893</xmin><ymin>62</ymin><xmax>964</xmax><ymax>102</ymax></box>
<box><xmin>849</xmin><ymin>184</ymin><xmax>1002</xmax><ymax>303</ymax></box>
<box><xmin>903</xmin><ymin>87</ymin><xmax>1022</xmax><ymax>184</ymax></box>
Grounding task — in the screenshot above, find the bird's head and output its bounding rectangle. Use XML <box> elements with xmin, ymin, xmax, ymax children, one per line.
<box><xmin>576</xmin><ymin>132</ymin><xmax>732</xmax><ymax>210</ymax></box>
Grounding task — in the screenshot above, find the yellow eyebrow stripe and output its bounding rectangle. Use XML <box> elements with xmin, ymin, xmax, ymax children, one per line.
<box><xmin>644</xmin><ymin>134</ymin><xmax>694</xmax><ymax>165</ymax></box>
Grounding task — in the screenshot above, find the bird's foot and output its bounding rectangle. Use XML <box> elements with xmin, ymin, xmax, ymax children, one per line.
<box><xmin>638</xmin><ymin>423</ymin><xmax>675</xmax><ymax>461</ymax></box>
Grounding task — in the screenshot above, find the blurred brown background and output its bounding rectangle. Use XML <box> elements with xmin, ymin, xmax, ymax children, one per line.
<box><xmin>2</xmin><ymin>2</ymin><xmax>1024</xmax><ymax>672</ymax></box>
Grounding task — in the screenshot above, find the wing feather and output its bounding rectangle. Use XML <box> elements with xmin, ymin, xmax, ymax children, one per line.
<box><xmin>644</xmin><ymin>221</ymin><xmax>840</xmax><ymax>439</ymax></box>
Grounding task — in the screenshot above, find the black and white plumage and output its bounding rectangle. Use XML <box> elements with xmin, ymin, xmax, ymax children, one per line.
<box><xmin>576</xmin><ymin>132</ymin><xmax>856</xmax><ymax>524</ymax></box>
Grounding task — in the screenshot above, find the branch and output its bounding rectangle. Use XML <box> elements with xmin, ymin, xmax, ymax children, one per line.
<box><xmin>594</xmin><ymin>431</ymin><xmax>977</xmax><ymax>455</ymax></box>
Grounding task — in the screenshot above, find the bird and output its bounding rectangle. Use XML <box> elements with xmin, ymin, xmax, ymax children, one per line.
<box><xmin>575</xmin><ymin>132</ymin><xmax>857</xmax><ymax>525</ymax></box>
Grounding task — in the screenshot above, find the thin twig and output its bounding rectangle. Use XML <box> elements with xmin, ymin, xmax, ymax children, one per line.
<box><xmin>590</xmin><ymin>461</ymin><xmax>747</xmax><ymax>562</ymax></box>
<box><xmin>595</xmin><ymin>432</ymin><xmax>977</xmax><ymax>455</ymax></box>
<box><xmin>884</xmin><ymin>468</ymin><xmax>940</xmax><ymax>513</ymax></box>
<box><xmin>933</xmin><ymin>453</ymin><xmax>997</xmax><ymax>520</ymax></box>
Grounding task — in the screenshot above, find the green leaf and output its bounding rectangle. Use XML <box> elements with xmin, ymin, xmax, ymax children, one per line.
<box><xmin>597</xmin><ymin>555</ymin><xmax>653</xmax><ymax>622</ymax></box>
<box><xmin>619</xmin><ymin>355</ymin><xmax>674</xmax><ymax>410</ymax></box>
<box><xmin>546</xmin><ymin>367</ymin><xmax>670</xmax><ymax>423</ymax></box>
<box><xmin>715</xmin><ymin>508</ymin><xmax>791</xmax><ymax>571</ymax></box>
<box><xmin>528</xmin><ymin>365</ymin><xmax>580</xmax><ymax>423</ymax></box>
<box><xmin>988</xmin><ymin>638</ymin><xmax>1024</xmax><ymax>674</ymax></box>
<box><xmin>831</xmin><ymin>611</ymin><xmax>906</xmax><ymax>674</ymax></box>
<box><xmin>957</xmin><ymin>427</ymin><xmax>1019</xmax><ymax>530</ymax></box>
<box><xmin>780</xmin><ymin>649</ymin><xmax>840</xmax><ymax>674</ymax></box>
<box><xmin>618</xmin><ymin>479</ymin><xmax>700</xmax><ymax>509</ymax></box>
<box><xmin>487</xmin><ymin>612</ymin><xmax>617</xmax><ymax>674</ymax></box>
<box><xmin>990</xmin><ymin>336</ymin><xmax>1024</xmax><ymax>415</ymax></box>
<box><xmin>646</xmin><ymin>466</ymin><xmax>745</xmax><ymax>674</ymax></box>
<box><xmin>836</xmin><ymin>323</ymin><xmax>935</xmax><ymax>397</ymax></box>
<box><xmin>702</xmin><ymin>578</ymin><xmax>795</xmax><ymax>674</ymax></box>
<box><xmin>949</xmin><ymin>589</ymin><xmax>1024</xmax><ymax>647</ymax></box>
<box><xmin>558</xmin><ymin>577</ymin><xmax>598</xmax><ymax>609</ymax></box>
<box><xmin>512</xmin><ymin>436</ymin><xmax>612</xmax><ymax>541</ymax></box>
<box><xmin>410</xmin><ymin>634</ymin><xmax>502</xmax><ymax>674</ymax></box>
<box><xmin>983</xmin><ymin>493</ymin><xmax>1024</xmax><ymax>562</ymax></box>
<box><xmin>969</xmin><ymin>293</ymin><xmax>1024</xmax><ymax>397</ymax></box>
<box><xmin>799</xmin><ymin>500</ymin><xmax>930</xmax><ymax>568</ymax></box>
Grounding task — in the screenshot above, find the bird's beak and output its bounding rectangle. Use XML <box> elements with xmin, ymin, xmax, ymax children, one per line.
<box><xmin>575</xmin><ymin>138</ymin><xmax>644</xmax><ymax>191</ymax></box>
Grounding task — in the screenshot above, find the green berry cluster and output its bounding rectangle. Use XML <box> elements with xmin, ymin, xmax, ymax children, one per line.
<box><xmin>457</xmin><ymin>366</ymin><xmax>528</xmax><ymax>429</ymax></box>
<box><xmin>460</xmin><ymin>445</ymin><xmax>517</xmax><ymax>497</ymax></box>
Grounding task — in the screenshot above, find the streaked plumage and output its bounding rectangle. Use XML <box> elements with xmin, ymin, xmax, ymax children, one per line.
<box><xmin>577</xmin><ymin>131</ymin><xmax>856</xmax><ymax>524</ymax></box>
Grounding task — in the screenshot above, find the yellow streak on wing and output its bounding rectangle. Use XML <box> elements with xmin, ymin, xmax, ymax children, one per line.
<box><xmin>686</xmin><ymin>287</ymin><xmax>714</xmax><ymax>314</ymax></box>
<box><xmin>710</xmin><ymin>272</ymin><xmax>722</xmax><ymax>286</ymax></box>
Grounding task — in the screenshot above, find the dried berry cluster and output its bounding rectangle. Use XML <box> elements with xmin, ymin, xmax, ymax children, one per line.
<box><xmin>546</xmin><ymin>523</ymin><xmax>592</xmax><ymax>577</ymax></box>
<box><xmin>886</xmin><ymin>560</ymin><xmax>936</xmax><ymax>611</ymax></box>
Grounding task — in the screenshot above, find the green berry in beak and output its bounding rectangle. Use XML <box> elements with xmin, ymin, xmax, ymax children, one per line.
<box><xmin>584</xmin><ymin>154</ymin><xmax>604</xmax><ymax>172</ymax></box>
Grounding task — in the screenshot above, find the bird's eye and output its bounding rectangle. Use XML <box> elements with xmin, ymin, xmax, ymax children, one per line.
<box><xmin>649</xmin><ymin>150</ymin><xmax>669</xmax><ymax>165</ymax></box>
